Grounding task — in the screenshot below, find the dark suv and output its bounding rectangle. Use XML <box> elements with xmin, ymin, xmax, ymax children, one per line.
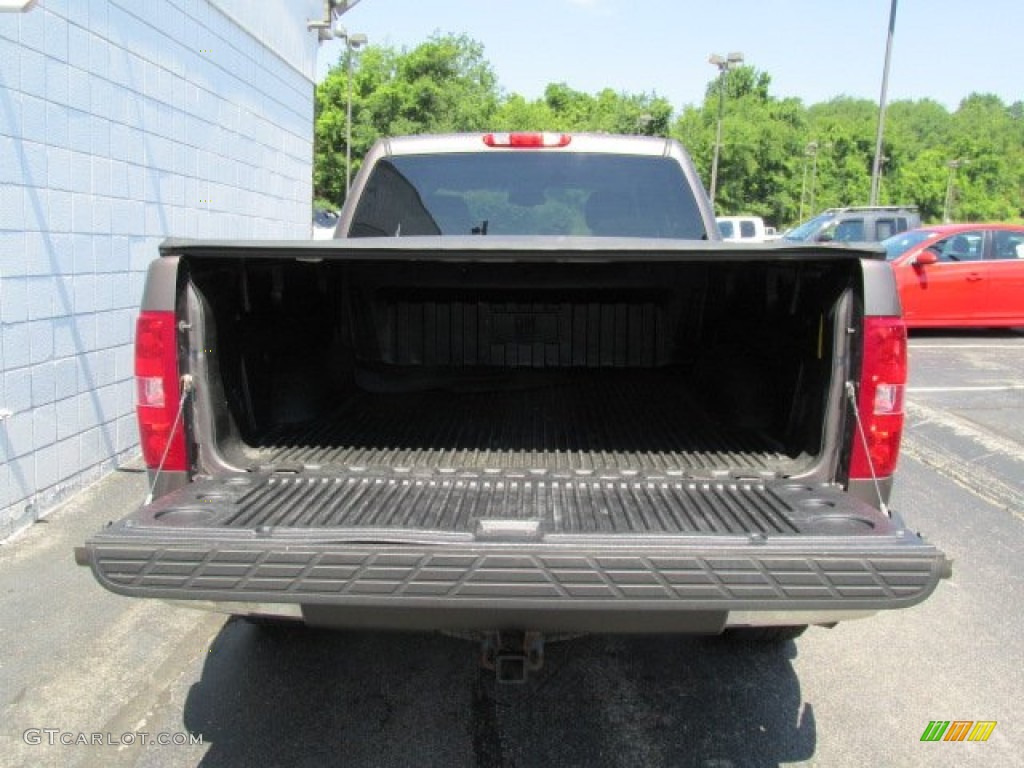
<box><xmin>784</xmin><ymin>206</ymin><xmax>921</xmax><ymax>244</ymax></box>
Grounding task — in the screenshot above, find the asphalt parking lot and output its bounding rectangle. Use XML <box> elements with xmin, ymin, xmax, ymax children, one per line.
<box><xmin>1</xmin><ymin>329</ymin><xmax>1021</xmax><ymax>768</ymax></box>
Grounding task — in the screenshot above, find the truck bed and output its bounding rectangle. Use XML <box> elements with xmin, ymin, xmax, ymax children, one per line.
<box><xmin>247</xmin><ymin>370</ymin><xmax>792</xmax><ymax>476</ymax></box>
<box><xmin>79</xmin><ymin>238</ymin><xmax>949</xmax><ymax>634</ymax></box>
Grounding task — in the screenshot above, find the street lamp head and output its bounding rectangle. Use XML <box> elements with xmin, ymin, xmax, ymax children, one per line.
<box><xmin>348</xmin><ymin>33</ymin><xmax>368</xmax><ymax>49</ymax></box>
<box><xmin>709</xmin><ymin>52</ymin><xmax>744</xmax><ymax>72</ymax></box>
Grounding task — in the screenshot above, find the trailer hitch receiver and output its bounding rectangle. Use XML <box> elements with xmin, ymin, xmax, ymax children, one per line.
<box><xmin>480</xmin><ymin>631</ymin><xmax>544</xmax><ymax>684</ymax></box>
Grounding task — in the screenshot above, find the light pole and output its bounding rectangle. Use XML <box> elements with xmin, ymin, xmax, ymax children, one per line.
<box><xmin>943</xmin><ymin>159</ymin><xmax>965</xmax><ymax>223</ymax></box>
<box><xmin>707</xmin><ymin>51</ymin><xmax>743</xmax><ymax>207</ymax></box>
<box><xmin>337</xmin><ymin>28</ymin><xmax>367</xmax><ymax>196</ymax></box>
<box><xmin>809</xmin><ymin>142</ymin><xmax>823</xmax><ymax>216</ymax></box>
<box><xmin>869</xmin><ymin>0</ymin><xmax>898</xmax><ymax>206</ymax></box>
<box><xmin>799</xmin><ymin>141</ymin><xmax>819</xmax><ymax>221</ymax></box>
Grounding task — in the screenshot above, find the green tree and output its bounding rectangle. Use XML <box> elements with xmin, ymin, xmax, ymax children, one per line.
<box><xmin>490</xmin><ymin>93</ymin><xmax>557</xmax><ymax>131</ymax></box>
<box><xmin>314</xmin><ymin>33</ymin><xmax>500</xmax><ymax>206</ymax></box>
<box><xmin>946</xmin><ymin>94</ymin><xmax>1024</xmax><ymax>221</ymax></box>
<box><xmin>492</xmin><ymin>83</ymin><xmax>672</xmax><ymax>135</ymax></box>
<box><xmin>315</xmin><ymin>33</ymin><xmax>1023</xmax><ymax>225</ymax></box>
<box><xmin>674</xmin><ymin>66</ymin><xmax>805</xmax><ymax>227</ymax></box>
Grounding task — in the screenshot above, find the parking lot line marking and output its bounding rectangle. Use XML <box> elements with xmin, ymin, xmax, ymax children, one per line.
<box><xmin>909</xmin><ymin>344</ymin><xmax>1024</xmax><ymax>350</ymax></box>
<box><xmin>903</xmin><ymin>402</ymin><xmax>1024</xmax><ymax>519</ymax></box>
<box><xmin>907</xmin><ymin>385</ymin><xmax>1024</xmax><ymax>393</ymax></box>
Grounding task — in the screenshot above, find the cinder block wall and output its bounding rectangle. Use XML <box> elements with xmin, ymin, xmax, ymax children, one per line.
<box><xmin>0</xmin><ymin>0</ymin><xmax>321</xmax><ymax>539</ymax></box>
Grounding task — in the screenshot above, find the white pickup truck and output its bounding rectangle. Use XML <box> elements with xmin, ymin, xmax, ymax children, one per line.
<box><xmin>77</xmin><ymin>132</ymin><xmax>949</xmax><ymax>681</ymax></box>
<box><xmin>717</xmin><ymin>215</ymin><xmax>778</xmax><ymax>243</ymax></box>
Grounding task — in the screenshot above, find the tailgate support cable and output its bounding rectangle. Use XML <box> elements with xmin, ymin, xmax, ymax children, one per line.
<box><xmin>845</xmin><ymin>381</ymin><xmax>889</xmax><ymax>517</ymax></box>
<box><xmin>144</xmin><ymin>374</ymin><xmax>194</xmax><ymax>506</ymax></box>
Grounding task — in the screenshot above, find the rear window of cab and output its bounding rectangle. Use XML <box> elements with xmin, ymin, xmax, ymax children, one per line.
<box><xmin>349</xmin><ymin>153</ymin><xmax>708</xmax><ymax>239</ymax></box>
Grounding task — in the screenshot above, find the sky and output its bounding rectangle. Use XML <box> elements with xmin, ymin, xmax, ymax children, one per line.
<box><xmin>317</xmin><ymin>0</ymin><xmax>1024</xmax><ymax>112</ymax></box>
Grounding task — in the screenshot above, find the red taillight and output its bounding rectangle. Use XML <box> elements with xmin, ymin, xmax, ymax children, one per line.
<box><xmin>482</xmin><ymin>132</ymin><xmax>572</xmax><ymax>148</ymax></box>
<box><xmin>135</xmin><ymin>311</ymin><xmax>187</xmax><ymax>471</ymax></box>
<box><xmin>849</xmin><ymin>316</ymin><xmax>907</xmax><ymax>480</ymax></box>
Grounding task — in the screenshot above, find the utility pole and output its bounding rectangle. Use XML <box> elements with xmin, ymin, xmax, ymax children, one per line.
<box><xmin>799</xmin><ymin>152</ymin><xmax>809</xmax><ymax>222</ymax></box>
<box><xmin>869</xmin><ymin>0</ymin><xmax>898</xmax><ymax>205</ymax></box>
<box><xmin>943</xmin><ymin>159</ymin><xmax>965</xmax><ymax>223</ymax></box>
<box><xmin>799</xmin><ymin>141</ymin><xmax>819</xmax><ymax>221</ymax></box>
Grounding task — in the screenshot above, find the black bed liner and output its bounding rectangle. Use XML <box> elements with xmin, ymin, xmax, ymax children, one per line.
<box><xmin>114</xmin><ymin>469</ymin><xmax>896</xmax><ymax>538</ymax></box>
<box><xmin>222</xmin><ymin>475</ymin><xmax>802</xmax><ymax>534</ymax></box>
<box><xmin>240</xmin><ymin>372</ymin><xmax>797</xmax><ymax>476</ymax></box>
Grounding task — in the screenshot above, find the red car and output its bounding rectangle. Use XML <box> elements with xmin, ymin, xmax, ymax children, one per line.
<box><xmin>882</xmin><ymin>224</ymin><xmax>1024</xmax><ymax>328</ymax></box>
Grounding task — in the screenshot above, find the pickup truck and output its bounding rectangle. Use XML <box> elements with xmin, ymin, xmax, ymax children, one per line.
<box><xmin>78</xmin><ymin>133</ymin><xmax>949</xmax><ymax>680</ymax></box>
<box><xmin>784</xmin><ymin>206</ymin><xmax>921</xmax><ymax>245</ymax></box>
<box><xmin>717</xmin><ymin>215</ymin><xmax>774</xmax><ymax>243</ymax></box>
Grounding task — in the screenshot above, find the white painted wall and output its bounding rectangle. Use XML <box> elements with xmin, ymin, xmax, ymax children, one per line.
<box><xmin>0</xmin><ymin>0</ymin><xmax>322</xmax><ymax>538</ymax></box>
